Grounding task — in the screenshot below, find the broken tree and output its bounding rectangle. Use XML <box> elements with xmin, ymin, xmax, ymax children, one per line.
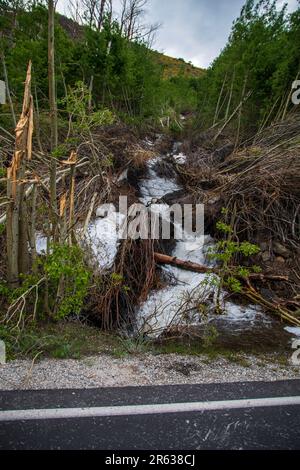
<box><xmin>6</xmin><ymin>61</ymin><xmax>34</xmax><ymax>288</ymax></box>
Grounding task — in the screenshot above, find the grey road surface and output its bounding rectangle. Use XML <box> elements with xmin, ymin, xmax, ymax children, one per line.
<box><xmin>0</xmin><ymin>380</ymin><xmax>299</xmax><ymax>450</ymax></box>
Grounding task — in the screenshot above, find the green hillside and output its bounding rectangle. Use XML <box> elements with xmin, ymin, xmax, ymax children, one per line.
<box><xmin>153</xmin><ymin>51</ymin><xmax>206</xmax><ymax>79</ymax></box>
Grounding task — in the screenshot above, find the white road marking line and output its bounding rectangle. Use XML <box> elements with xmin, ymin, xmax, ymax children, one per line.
<box><xmin>0</xmin><ymin>396</ymin><xmax>300</xmax><ymax>422</ymax></box>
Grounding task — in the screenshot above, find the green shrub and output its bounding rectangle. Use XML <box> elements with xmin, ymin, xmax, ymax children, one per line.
<box><xmin>204</xmin><ymin>210</ymin><xmax>261</xmax><ymax>312</ymax></box>
<box><xmin>43</xmin><ymin>244</ymin><xmax>90</xmax><ymax>320</ymax></box>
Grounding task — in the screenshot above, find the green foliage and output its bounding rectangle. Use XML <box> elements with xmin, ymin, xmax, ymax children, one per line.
<box><xmin>117</xmin><ymin>335</ymin><xmax>151</xmax><ymax>355</ymax></box>
<box><xmin>51</xmin><ymin>144</ymin><xmax>68</xmax><ymax>159</ymax></box>
<box><xmin>0</xmin><ymin>3</ymin><xmax>199</xmax><ymax>128</ymax></box>
<box><xmin>0</xmin><ymin>244</ymin><xmax>91</xmax><ymax>330</ymax></box>
<box><xmin>0</xmin><ymin>281</ymin><xmax>10</xmax><ymax>298</ymax></box>
<box><xmin>196</xmin><ymin>0</ymin><xmax>300</xmax><ymax>136</ymax></box>
<box><xmin>205</xmin><ymin>210</ymin><xmax>261</xmax><ymax>310</ymax></box>
<box><xmin>216</xmin><ymin>221</ymin><xmax>233</xmax><ymax>234</ymax></box>
<box><xmin>209</xmin><ymin>239</ymin><xmax>260</xmax><ymax>265</ymax></box>
<box><xmin>59</xmin><ymin>81</ymin><xmax>115</xmax><ymax>133</ymax></box>
<box><xmin>239</xmin><ymin>241</ymin><xmax>261</xmax><ymax>257</ymax></box>
<box><xmin>226</xmin><ymin>277</ymin><xmax>243</xmax><ymax>294</ymax></box>
<box><xmin>10</xmin><ymin>273</ymin><xmax>41</xmax><ymax>302</ymax></box>
<box><xmin>110</xmin><ymin>272</ymin><xmax>131</xmax><ymax>293</ymax></box>
<box><xmin>43</xmin><ymin>244</ymin><xmax>90</xmax><ymax>320</ymax></box>
<box><xmin>0</xmin><ymin>322</ymin><xmax>118</xmax><ymax>360</ymax></box>
<box><xmin>202</xmin><ymin>325</ymin><xmax>219</xmax><ymax>349</ymax></box>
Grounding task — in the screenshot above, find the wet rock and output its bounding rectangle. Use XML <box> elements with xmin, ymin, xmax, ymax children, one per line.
<box><xmin>176</xmin><ymin>195</ymin><xmax>195</xmax><ymax>205</ymax></box>
<box><xmin>207</xmin><ymin>195</ymin><xmax>221</xmax><ymax>205</ymax></box>
<box><xmin>260</xmin><ymin>288</ymin><xmax>277</xmax><ymax>302</ymax></box>
<box><xmin>127</xmin><ymin>166</ymin><xmax>147</xmax><ymax>190</ymax></box>
<box><xmin>168</xmin><ymin>362</ymin><xmax>201</xmax><ymax>377</ymax></box>
<box><xmin>152</xmin><ymin>159</ymin><xmax>177</xmax><ymax>179</ymax></box>
<box><xmin>261</xmin><ymin>251</ymin><xmax>271</xmax><ymax>262</ymax></box>
<box><xmin>260</xmin><ymin>242</ymin><xmax>269</xmax><ymax>252</ymax></box>
<box><xmin>213</xmin><ymin>143</ymin><xmax>235</xmax><ymax>163</ymax></box>
<box><xmin>161</xmin><ymin>189</ymin><xmax>187</xmax><ymax>205</ymax></box>
<box><xmin>200</xmin><ymin>180</ymin><xmax>218</xmax><ymax>190</ymax></box>
<box><xmin>273</xmin><ymin>242</ymin><xmax>291</xmax><ymax>259</ymax></box>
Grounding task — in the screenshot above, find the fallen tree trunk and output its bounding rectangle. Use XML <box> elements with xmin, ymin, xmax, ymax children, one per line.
<box><xmin>154</xmin><ymin>252</ymin><xmax>300</xmax><ymax>327</ymax></box>
<box><xmin>154</xmin><ymin>252</ymin><xmax>289</xmax><ymax>282</ymax></box>
<box><xmin>154</xmin><ymin>252</ymin><xmax>210</xmax><ymax>274</ymax></box>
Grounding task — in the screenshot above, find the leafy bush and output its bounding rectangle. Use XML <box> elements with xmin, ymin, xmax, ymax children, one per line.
<box><xmin>59</xmin><ymin>81</ymin><xmax>115</xmax><ymax>134</ymax></box>
<box><xmin>196</xmin><ymin>0</ymin><xmax>300</xmax><ymax>136</ymax></box>
<box><xmin>205</xmin><ymin>211</ymin><xmax>261</xmax><ymax>312</ymax></box>
<box><xmin>43</xmin><ymin>244</ymin><xmax>90</xmax><ymax>320</ymax></box>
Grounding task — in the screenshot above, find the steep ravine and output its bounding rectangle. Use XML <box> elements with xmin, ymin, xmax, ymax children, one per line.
<box><xmin>134</xmin><ymin>142</ymin><xmax>300</xmax><ymax>350</ymax></box>
<box><xmin>35</xmin><ymin>139</ymin><xmax>300</xmax><ymax>349</ymax></box>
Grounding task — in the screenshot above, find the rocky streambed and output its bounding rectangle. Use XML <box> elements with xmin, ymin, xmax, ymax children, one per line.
<box><xmin>81</xmin><ymin>137</ymin><xmax>300</xmax><ymax>352</ymax></box>
<box><xmin>34</xmin><ymin>136</ymin><xmax>300</xmax><ymax>353</ymax></box>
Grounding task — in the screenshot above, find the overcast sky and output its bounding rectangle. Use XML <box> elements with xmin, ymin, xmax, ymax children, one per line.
<box><xmin>57</xmin><ymin>0</ymin><xmax>299</xmax><ymax>68</ymax></box>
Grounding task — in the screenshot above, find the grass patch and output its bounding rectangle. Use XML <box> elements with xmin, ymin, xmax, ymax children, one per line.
<box><xmin>153</xmin><ymin>338</ymin><xmax>253</xmax><ymax>366</ymax></box>
<box><xmin>1</xmin><ymin>321</ymin><xmax>289</xmax><ymax>367</ymax></box>
<box><xmin>1</xmin><ymin>322</ymin><xmax>122</xmax><ymax>361</ymax></box>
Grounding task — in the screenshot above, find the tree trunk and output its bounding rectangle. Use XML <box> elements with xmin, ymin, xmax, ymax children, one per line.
<box><xmin>68</xmin><ymin>151</ymin><xmax>77</xmax><ymax>245</ymax></box>
<box><xmin>154</xmin><ymin>252</ymin><xmax>210</xmax><ymax>274</ymax></box>
<box><xmin>213</xmin><ymin>73</ymin><xmax>227</xmax><ymax>126</ymax></box>
<box><xmin>154</xmin><ymin>252</ymin><xmax>289</xmax><ymax>283</ymax></box>
<box><xmin>88</xmin><ymin>75</ymin><xmax>94</xmax><ymax>112</ymax></box>
<box><xmin>6</xmin><ymin>62</ymin><xmax>33</xmax><ymax>288</ymax></box>
<box><xmin>1</xmin><ymin>53</ymin><xmax>16</xmax><ymax>128</ymax></box>
<box><xmin>48</xmin><ymin>0</ymin><xmax>58</xmax><ymax>228</ymax></box>
<box><xmin>97</xmin><ymin>0</ymin><xmax>106</xmax><ymax>30</ymax></box>
<box><xmin>235</xmin><ymin>73</ymin><xmax>248</xmax><ymax>149</ymax></box>
<box><xmin>225</xmin><ymin>68</ymin><xmax>235</xmax><ymax>121</ymax></box>
<box><xmin>6</xmin><ymin>168</ymin><xmax>19</xmax><ymax>287</ymax></box>
<box><xmin>33</xmin><ymin>83</ymin><xmax>44</xmax><ymax>153</ymax></box>
<box><xmin>29</xmin><ymin>185</ymin><xmax>38</xmax><ymax>272</ymax></box>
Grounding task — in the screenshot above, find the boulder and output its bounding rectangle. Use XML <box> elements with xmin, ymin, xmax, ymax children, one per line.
<box><xmin>260</xmin><ymin>242</ymin><xmax>269</xmax><ymax>252</ymax></box>
<box><xmin>213</xmin><ymin>143</ymin><xmax>235</xmax><ymax>163</ymax></box>
<box><xmin>261</xmin><ymin>251</ymin><xmax>271</xmax><ymax>262</ymax></box>
<box><xmin>273</xmin><ymin>242</ymin><xmax>291</xmax><ymax>259</ymax></box>
<box><xmin>207</xmin><ymin>195</ymin><xmax>221</xmax><ymax>205</ymax></box>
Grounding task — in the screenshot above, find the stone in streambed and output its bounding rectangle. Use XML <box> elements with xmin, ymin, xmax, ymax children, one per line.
<box><xmin>261</xmin><ymin>251</ymin><xmax>271</xmax><ymax>262</ymax></box>
<box><xmin>273</xmin><ymin>242</ymin><xmax>291</xmax><ymax>259</ymax></box>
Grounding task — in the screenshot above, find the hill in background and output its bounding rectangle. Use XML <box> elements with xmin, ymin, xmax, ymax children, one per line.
<box><xmin>57</xmin><ymin>13</ymin><xmax>205</xmax><ymax>80</ymax></box>
<box><xmin>152</xmin><ymin>51</ymin><xmax>205</xmax><ymax>79</ymax></box>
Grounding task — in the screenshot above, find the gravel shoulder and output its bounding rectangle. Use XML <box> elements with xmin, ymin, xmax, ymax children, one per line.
<box><xmin>0</xmin><ymin>353</ymin><xmax>299</xmax><ymax>390</ymax></box>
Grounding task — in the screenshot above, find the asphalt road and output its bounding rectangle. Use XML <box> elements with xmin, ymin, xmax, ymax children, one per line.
<box><xmin>0</xmin><ymin>380</ymin><xmax>300</xmax><ymax>450</ymax></box>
